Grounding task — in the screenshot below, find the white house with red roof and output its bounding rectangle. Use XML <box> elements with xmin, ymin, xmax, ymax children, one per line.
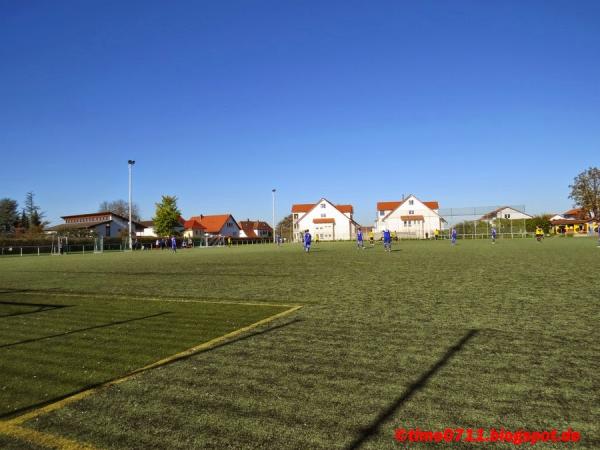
<box><xmin>182</xmin><ymin>218</ymin><xmax>207</xmax><ymax>239</ymax></box>
<box><xmin>480</xmin><ymin>206</ymin><xmax>532</xmax><ymax>222</ymax></box>
<box><xmin>238</xmin><ymin>220</ymin><xmax>273</xmax><ymax>239</ymax></box>
<box><xmin>291</xmin><ymin>198</ymin><xmax>359</xmax><ymax>242</ymax></box>
<box><xmin>136</xmin><ymin>216</ymin><xmax>186</xmax><ymax>238</ymax></box>
<box><xmin>375</xmin><ymin>195</ymin><xmax>444</xmax><ymax>239</ymax></box>
<box><xmin>186</xmin><ymin>214</ymin><xmax>240</xmax><ymax>237</ymax></box>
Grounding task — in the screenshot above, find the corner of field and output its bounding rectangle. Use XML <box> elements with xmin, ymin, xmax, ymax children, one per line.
<box><xmin>0</xmin><ymin>299</ymin><xmax>302</xmax><ymax>449</ymax></box>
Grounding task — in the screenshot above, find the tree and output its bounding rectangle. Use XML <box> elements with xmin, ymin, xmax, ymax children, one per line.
<box><xmin>0</xmin><ymin>198</ymin><xmax>19</xmax><ymax>233</ymax></box>
<box><xmin>19</xmin><ymin>209</ymin><xmax>29</xmax><ymax>230</ymax></box>
<box><xmin>525</xmin><ymin>215</ymin><xmax>552</xmax><ymax>233</ymax></box>
<box><xmin>276</xmin><ymin>214</ymin><xmax>294</xmax><ymax>241</ymax></box>
<box><xmin>569</xmin><ymin>167</ymin><xmax>600</xmax><ymax>218</ymax></box>
<box><xmin>24</xmin><ymin>191</ymin><xmax>48</xmax><ymax>230</ymax></box>
<box><xmin>153</xmin><ymin>195</ymin><xmax>182</xmax><ymax>236</ymax></box>
<box><xmin>99</xmin><ymin>200</ymin><xmax>141</xmax><ymax>221</ymax></box>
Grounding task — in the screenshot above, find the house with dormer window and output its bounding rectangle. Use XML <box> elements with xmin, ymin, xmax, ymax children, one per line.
<box><xmin>291</xmin><ymin>198</ymin><xmax>359</xmax><ymax>242</ymax></box>
<box><xmin>375</xmin><ymin>195</ymin><xmax>444</xmax><ymax>239</ymax></box>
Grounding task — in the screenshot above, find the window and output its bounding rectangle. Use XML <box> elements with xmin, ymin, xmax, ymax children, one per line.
<box><xmin>409</xmin><ymin>200</ymin><xmax>414</xmax><ymax>205</ymax></box>
<box><xmin>293</xmin><ymin>214</ymin><xmax>298</xmax><ymax>219</ymax></box>
<box><xmin>409</xmin><ymin>210</ymin><xmax>414</xmax><ymax>215</ymax></box>
<box><xmin>321</xmin><ymin>213</ymin><xmax>326</xmax><ymax>218</ymax></box>
<box><xmin>379</xmin><ymin>211</ymin><xmax>385</xmax><ymax>216</ymax></box>
<box><xmin>320</xmin><ymin>203</ymin><xmax>326</xmax><ymax>208</ymax></box>
<box><xmin>403</xmin><ymin>221</ymin><xmax>408</xmax><ymax>227</ymax></box>
<box><xmin>504</xmin><ymin>214</ymin><xmax>511</xmax><ymax>219</ymax></box>
<box><xmin>294</xmin><ymin>224</ymin><xmax>298</xmax><ymax>229</ymax></box>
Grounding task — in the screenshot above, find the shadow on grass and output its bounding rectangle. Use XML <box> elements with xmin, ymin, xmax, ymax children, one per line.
<box><xmin>0</xmin><ymin>300</ymin><xmax>72</xmax><ymax>318</ymax></box>
<box><xmin>0</xmin><ymin>288</ymin><xmax>61</xmax><ymax>295</ymax></box>
<box><xmin>0</xmin><ymin>317</ymin><xmax>302</xmax><ymax>420</ymax></box>
<box><xmin>1</xmin><ymin>270</ymin><xmax>291</xmax><ymax>277</ymax></box>
<box><xmin>0</xmin><ymin>312</ymin><xmax>171</xmax><ymax>349</ymax></box>
<box><xmin>346</xmin><ymin>329</ymin><xmax>478</xmax><ymax>450</ymax></box>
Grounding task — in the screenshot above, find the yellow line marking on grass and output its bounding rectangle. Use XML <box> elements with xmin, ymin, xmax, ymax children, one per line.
<box><xmin>1</xmin><ymin>304</ymin><xmax>302</xmax><ymax>449</ymax></box>
<box><xmin>0</xmin><ymin>422</ymin><xmax>97</xmax><ymax>450</ymax></box>
<box><xmin>15</xmin><ymin>290</ymin><xmax>297</xmax><ymax>308</ymax></box>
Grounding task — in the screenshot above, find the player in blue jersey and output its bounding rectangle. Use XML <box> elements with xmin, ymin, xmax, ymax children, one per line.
<box><xmin>491</xmin><ymin>227</ymin><xmax>497</xmax><ymax>244</ymax></box>
<box><xmin>451</xmin><ymin>228</ymin><xmax>457</xmax><ymax>245</ymax></box>
<box><xmin>357</xmin><ymin>229</ymin><xmax>364</xmax><ymax>249</ymax></box>
<box><xmin>382</xmin><ymin>229</ymin><xmax>392</xmax><ymax>252</ymax></box>
<box><xmin>303</xmin><ymin>230</ymin><xmax>312</xmax><ymax>252</ymax></box>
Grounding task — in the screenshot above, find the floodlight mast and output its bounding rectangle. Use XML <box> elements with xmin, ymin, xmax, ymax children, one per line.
<box><xmin>272</xmin><ymin>188</ymin><xmax>276</xmax><ymax>244</ymax></box>
<box><xmin>128</xmin><ymin>160</ymin><xmax>135</xmax><ymax>250</ymax></box>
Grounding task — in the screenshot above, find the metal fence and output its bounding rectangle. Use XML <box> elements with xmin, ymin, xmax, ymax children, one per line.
<box><xmin>0</xmin><ymin>237</ymin><xmax>280</xmax><ymax>257</ymax></box>
<box><xmin>438</xmin><ymin>205</ymin><xmax>529</xmax><ymax>239</ymax></box>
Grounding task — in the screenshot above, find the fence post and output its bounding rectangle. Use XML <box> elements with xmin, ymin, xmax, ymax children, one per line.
<box><xmin>38</xmin><ymin>247</ymin><xmax>40</xmax><ymax>256</ymax></box>
<box><xmin>20</xmin><ymin>247</ymin><xmax>23</xmax><ymax>256</ymax></box>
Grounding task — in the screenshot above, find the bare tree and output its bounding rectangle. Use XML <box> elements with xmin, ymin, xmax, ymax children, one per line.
<box><xmin>99</xmin><ymin>200</ymin><xmax>141</xmax><ymax>221</ymax></box>
<box><xmin>569</xmin><ymin>167</ymin><xmax>600</xmax><ymax>218</ymax></box>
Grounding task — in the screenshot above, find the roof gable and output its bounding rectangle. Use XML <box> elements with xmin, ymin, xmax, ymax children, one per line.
<box><xmin>188</xmin><ymin>214</ymin><xmax>239</xmax><ymax>233</ymax></box>
<box><xmin>377</xmin><ymin>201</ymin><xmax>404</xmax><ymax>212</ymax></box>
<box><xmin>294</xmin><ymin>198</ymin><xmax>354</xmax><ymax>223</ymax></box>
<box><xmin>380</xmin><ymin>195</ymin><xmax>440</xmax><ymax>221</ymax></box>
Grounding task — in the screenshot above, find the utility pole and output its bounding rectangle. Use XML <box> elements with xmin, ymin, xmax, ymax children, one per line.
<box><xmin>272</xmin><ymin>188</ymin><xmax>276</xmax><ymax>244</ymax></box>
<box><xmin>128</xmin><ymin>160</ymin><xmax>135</xmax><ymax>250</ymax></box>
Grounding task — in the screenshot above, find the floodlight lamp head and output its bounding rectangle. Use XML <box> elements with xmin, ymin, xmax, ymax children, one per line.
<box><xmin>128</xmin><ymin>160</ymin><xmax>136</xmax><ymax>165</ymax></box>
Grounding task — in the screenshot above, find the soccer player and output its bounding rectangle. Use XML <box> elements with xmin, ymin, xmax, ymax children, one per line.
<box><xmin>315</xmin><ymin>234</ymin><xmax>319</xmax><ymax>245</ymax></box>
<box><xmin>491</xmin><ymin>227</ymin><xmax>497</xmax><ymax>244</ymax></box>
<box><xmin>383</xmin><ymin>229</ymin><xmax>392</xmax><ymax>252</ymax></box>
<box><xmin>535</xmin><ymin>226</ymin><xmax>544</xmax><ymax>242</ymax></box>
<box><xmin>368</xmin><ymin>230</ymin><xmax>375</xmax><ymax>247</ymax></box>
<box><xmin>304</xmin><ymin>230</ymin><xmax>312</xmax><ymax>252</ymax></box>
<box><xmin>171</xmin><ymin>236</ymin><xmax>177</xmax><ymax>252</ymax></box>
<box><xmin>357</xmin><ymin>229</ymin><xmax>364</xmax><ymax>249</ymax></box>
<box><xmin>451</xmin><ymin>228</ymin><xmax>457</xmax><ymax>245</ymax></box>
<box><xmin>434</xmin><ymin>228</ymin><xmax>439</xmax><ymax>240</ymax></box>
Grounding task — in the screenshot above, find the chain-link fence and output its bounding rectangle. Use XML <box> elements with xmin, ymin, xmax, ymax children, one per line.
<box><xmin>438</xmin><ymin>205</ymin><xmax>531</xmax><ymax>239</ymax></box>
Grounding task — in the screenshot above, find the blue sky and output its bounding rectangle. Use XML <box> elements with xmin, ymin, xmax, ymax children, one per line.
<box><xmin>1</xmin><ymin>0</ymin><xmax>599</xmax><ymax>226</ymax></box>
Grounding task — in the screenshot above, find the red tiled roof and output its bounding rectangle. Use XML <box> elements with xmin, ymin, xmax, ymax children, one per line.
<box><xmin>423</xmin><ymin>201</ymin><xmax>439</xmax><ymax>210</ymax></box>
<box><xmin>184</xmin><ymin>219</ymin><xmax>206</xmax><ymax>231</ymax></box>
<box><xmin>239</xmin><ymin>220</ymin><xmax>272</xmax><ymax>231</ymax></box>
<box><xmin>313</xmin><ymin>218</ymin><xmax>335</xmax><ymax>224</ymax></box>
<box><xmin>188</xmin><ymin>214</ymin><xmax>236</xmax><ymax>234</ymax></box>
<box><xmin>336</xmin><ymin>204</ymin><xmax>353</xmax><ymax>214</ymax></box>
<box><xmin>61</xmin><ymin>211</ymin><xmax>114</xmax><ymax>219</ymax></box>
<box><xmin>377</xmin><ymin>201</ymin><xmax>403</xmax><ymax>211</ymax></box>
<box><xmin>240</xmin><ymin>224</ymin><xmax>257</xmax><ymax>237</ymax></box>
<box><xmin>563</xmin><ymin>208</ymin><xmax>590</xmax><ymax>219</ymax></box>
<box><xmin>293</xmin><ymin>200</ymin><xmax>354</xmax><ymax>216</ymax></box>
<box><xmin>292</xmin><ymin>204</ymin><xmax>315</xmax><ymax>213</ymax></box>
<box><xmin>401</xmin><ymin>215</ymin><xmax>425</xmax><ymax>221</ymax></box>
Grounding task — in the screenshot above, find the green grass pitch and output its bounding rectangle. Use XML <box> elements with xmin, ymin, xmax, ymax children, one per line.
<box><xmin>0</xmin><ymin>238</ymin><xmax>598</xmax><ymax>449</ymax></box>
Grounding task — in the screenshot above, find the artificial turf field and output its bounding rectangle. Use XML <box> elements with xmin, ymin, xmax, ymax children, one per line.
<box><xmin>0</xmin><ymin>238</ymin><xmax>598</xmax><ymax>449</ymax></box>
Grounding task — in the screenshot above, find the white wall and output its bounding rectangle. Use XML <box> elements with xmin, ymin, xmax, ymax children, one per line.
<box><xmin>137</xmin><ymin>226</ymin><xmax>156</xmax><ymax>238</ymax></box>
<box><xmin>493</xmin><ymin>208</ymin><xmax>531</xmax><ymax>221</ymax></box>
<box><xmin>217</xmin><ymin>218</ymin><xmax>240</xmax><ymax>237</ymax></box>
<box><xmin>377</xmin><ymin>196</ymin><xmax>443</xmax><ymax>239</ymax></box>
<box><xmin>294</xmin><ymin>199</ymin><xmax>357</xmax><ymax>241</ymax></box>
